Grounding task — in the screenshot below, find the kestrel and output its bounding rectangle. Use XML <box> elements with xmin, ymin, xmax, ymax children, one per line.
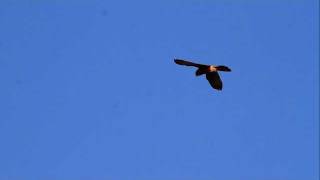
<box><xmin>174</xmin><ymin>59</ymin><xmax>231</xmax><ymax>91</ymax></box>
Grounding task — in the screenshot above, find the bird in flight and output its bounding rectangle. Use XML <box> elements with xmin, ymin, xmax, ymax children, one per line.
<box><xmin>174</xmin><ymin>59</ymin><xmax>231</xmax><ymax>91</ymax></box>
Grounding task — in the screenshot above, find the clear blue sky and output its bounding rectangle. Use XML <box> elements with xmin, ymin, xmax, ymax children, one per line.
<box><xmin>0</xmin><ymin>1</ymin><xmax>318</xmax><ymax>179</ymax></box>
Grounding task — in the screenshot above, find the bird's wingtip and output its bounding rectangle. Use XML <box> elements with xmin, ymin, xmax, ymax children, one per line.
<box><xmin>174</xmin><ymin>59</ymin><xmax>183</xmax><ymax>64</ymax></box>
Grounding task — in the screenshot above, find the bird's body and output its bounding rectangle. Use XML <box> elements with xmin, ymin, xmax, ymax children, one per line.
<box><xmin>209</xmin><ymin>65</ymin><xmax>217</xmax><ymax>72</ymax></box>
<box><xmin>174</xmin><ymin>59</ymin><xmax>231</xmax><ymax>91</ymax></box>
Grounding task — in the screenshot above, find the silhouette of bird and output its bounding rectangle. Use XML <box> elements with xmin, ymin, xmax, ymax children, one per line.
<box><xmin>174</xmin><ymin>59</ymin><xmax>231</xmax><ymax>91</ymax></box>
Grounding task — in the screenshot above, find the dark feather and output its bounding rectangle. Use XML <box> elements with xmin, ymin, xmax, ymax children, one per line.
<box><xmin>206</xmin><ymin>72</ymin><xmax>223</xmax><ymax>90</ymax></box>
<box><xmin>216</xmin><ymin>65</ymin><xmax>231</xmax><ymax>72</ymax></box>
<box><xmin>174</xmin><ymin>59</ymin><xmax>208</xmax><ymax>68</ymax></box>
<box><xmin>195</xmin><ymin>67</ymin><xmax>209</xmax><ymax>76</ymax></box>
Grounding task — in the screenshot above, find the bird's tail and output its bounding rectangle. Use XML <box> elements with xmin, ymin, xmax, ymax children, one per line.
<box><xmin>216</xmin><ymin>66</ymin><xmax>231</xmax><ymax>72</ymax></box>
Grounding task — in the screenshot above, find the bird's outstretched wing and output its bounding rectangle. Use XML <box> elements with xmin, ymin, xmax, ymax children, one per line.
<box><xmin>174</xmin><ymin>59</ymin><xmax>208</xmax><ymax>68</ymax></box>
<box><xmin>206</xmin><ymin>72</ymin><xmax>223</xmax><ymax>90</ymax></box>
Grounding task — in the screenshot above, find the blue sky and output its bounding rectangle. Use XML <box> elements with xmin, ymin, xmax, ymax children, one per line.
<box><xmin>0</xmin><ymin>0</ymin><xmax>318</xmax><ymax>179</ymax></box>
